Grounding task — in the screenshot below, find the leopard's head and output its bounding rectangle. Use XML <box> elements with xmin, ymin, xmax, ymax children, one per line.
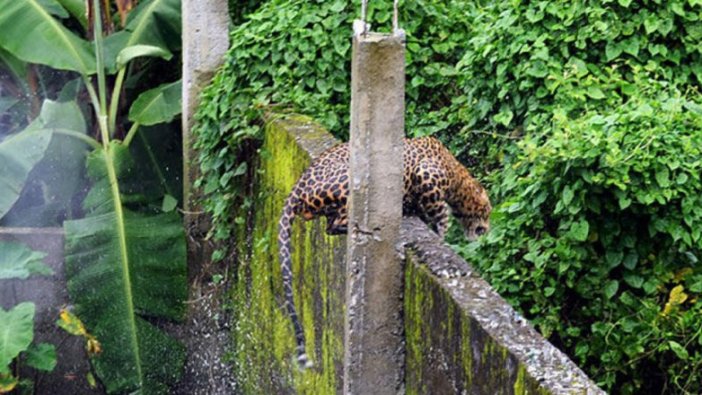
<box><xmin>455</xmin><ymin>187</ymin><xmax>492</xmax><ymax>241</ymax></box>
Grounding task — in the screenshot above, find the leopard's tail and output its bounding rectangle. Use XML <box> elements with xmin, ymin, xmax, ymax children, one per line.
<box><xmin>279</xmin><ymin>196</ymin><xmax>313</xmax><ymax>369</ymax></box>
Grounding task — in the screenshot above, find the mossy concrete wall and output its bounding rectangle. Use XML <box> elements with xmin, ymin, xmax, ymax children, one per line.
<box><xmin>402</xmin><ymin>218</ymin><xmax>603</xmax><ymax>395</ymax></box>
<box><xmin>231</xmin><ymin>115</ymin><xmax>345</xmax><ymax>394</ymax></box>
<box><xmin>232</xmin><ymin>114</ymin><xmax>603</xmax><ymax>394</ymax></box>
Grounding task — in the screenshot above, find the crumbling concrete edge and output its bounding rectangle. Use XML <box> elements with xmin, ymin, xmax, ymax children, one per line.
<box><xmin>401</xmin><ymin>217</ymin><xmax>605</xmax><ymax>395</ymax></box>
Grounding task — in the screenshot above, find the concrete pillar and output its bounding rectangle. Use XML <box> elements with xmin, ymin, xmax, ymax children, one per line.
<box><xmin>182</xmin><ymin>0</ymin><xmax>229</xmax><ymax>230</ymax></box>
<box><xmin>344</xmin><ymin>31</ymin><xmax>406</xmax><ymax>394</ymax></box>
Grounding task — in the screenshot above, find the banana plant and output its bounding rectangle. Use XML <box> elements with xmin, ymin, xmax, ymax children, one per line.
<box><xmin>0</xmin><ymin>0</ymin><xmax>186</xmax><ymax>393</ymax></box>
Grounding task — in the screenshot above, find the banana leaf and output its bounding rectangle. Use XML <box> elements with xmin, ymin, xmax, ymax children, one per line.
<box><xmin>55</xmin><ymin>0</ymin><xmax>88</xmax><ymax>29</ymax></box>
<box><xmin>129</xmin><ymin>80</ymin><xmax>182</xmax><ymax>126</ymax></box>
<box><xmin>0</xmin><ymin>0</ymin><xmax>96</xmax><ymax>74</ymax></box>
<box><xmin>64</xmin><ymin>143</ymin><xmax>186</xmax><ymax>394</ymax></box>
<box><xmin>0</xmin><ymin>122</ymin><xmax>52</xmax><ymax>219</ymax></box>
<box><xmin>103</xmin><ymin>0</ymin><xmax>180</xmax><ymax>72</ymax></box>
<box><xmin>1</xmin><ymin>100</ymin><xmax>90</xmax><ymax>227</ymax></box>
<box><xmin>0</xmin><ymin>241</ymin><xmax>52</xmax><ymax>280</ymax></box>
<box><xmin>124</xmin><ymin>0</ymin><xmax>181</xmax><ymax>51</ymax></box>
<box><xmin>0</xmin><ymin>302</ymin><xmax>35</xmax><ymax>375</ymax></box>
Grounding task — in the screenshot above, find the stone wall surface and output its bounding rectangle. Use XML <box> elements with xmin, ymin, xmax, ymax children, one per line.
<box><xmin>232</xmin><ymin>114</ymin><xmax>604</xmax><ymax>395</ymax></box>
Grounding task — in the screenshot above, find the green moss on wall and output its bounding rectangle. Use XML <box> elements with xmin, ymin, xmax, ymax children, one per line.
<box><xmin>404</xmin><ymin>250</ymin><xmax>552</xmax><ymax>395</ymax></box>
<box><xmin>230</xmin><ymin>115</ymin><xmax>345</xmax><ymax>394</ymax></box>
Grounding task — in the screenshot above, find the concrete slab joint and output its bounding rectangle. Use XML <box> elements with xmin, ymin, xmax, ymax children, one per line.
<box><xmin>344</xmin><ymin>31</ymin><xmax>406</xmax><ymax>394</ymax></box>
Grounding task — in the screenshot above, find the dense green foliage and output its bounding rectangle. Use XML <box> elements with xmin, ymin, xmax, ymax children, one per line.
<box><xmin>462</xmin><ymin>84</ymin><xmax>702</xmax><ymax>393</ymax></box>
<box><xmin>195</xmin><ymin>0</ymin><xmax>702</xmax><ymax>393</ymax></box>
<box><xmin>454</xmin><ymin>1</ymin><xmax>702</xmax><ymax>394</ymax></box>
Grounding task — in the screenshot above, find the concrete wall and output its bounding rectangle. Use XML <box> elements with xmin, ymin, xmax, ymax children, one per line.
<box><xmin>233</xmin><ymin>113</ymin><xmax>604</xmax><ymax>394</ymax></box>
<box><xmin>231</xmin><ymin>115</ymin><xmax>345</xmax><ymax>394</ymax></box>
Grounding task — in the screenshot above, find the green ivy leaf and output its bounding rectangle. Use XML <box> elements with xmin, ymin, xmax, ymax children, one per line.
<box><xmin>606</xmin><ymin>251</ymin><xmax>624</xmax><ymax>269</ymax></box>
<box><xmin>623</xmin><ymin>274</ymin><xmax>644</xmax><ymax>288</ymax></box>
<box><xmin>586</xmin><ymin>86</ymin><xmax>606</xmax><ymax>100</ymax></box>
<box><xmin>605</xmin><ymin>42</ymin><xmax>622</xmax><ymax>61</ymax></box>
<box><xmin>668</xmin><ymin>341</ymin><xmax>689</xmax><ymax>360</ymax></box>
<box><xmin>604</xmin><ymin>280</ymin><xmax>619</xmax><ymax>299</ymax></box>
<box><xmin>656</xmin><ymin>167</ymin><xmax>670</xmax><ymax>187</ymax></box>
<box><xmin>161</xmin><ymin>194</ymin><xmax>178</xmax><ymax>212</ymax></box>
<box><xmin>621</xmin><ymin>38</ymin><xmax>640</xmax><ymax>56</ymax></box>
<box><xmin>569</xmin><ymin>219</ymin><xmax>590</xmax><ymax>242</ymax></box>
<box><xmin>622</xmin><ymin>253</ymin><xmax>638</xmax><ymax>270</ymax></box>
<box><xmin>493</xmin><ymin>108</ymin><xmax>514</xmax><ymax>127</ymax></box>
<box><xmin>232</xmin><ymin>162</ymin><xmax>248</xmax><ymax>177</ymax></box>
<box><xmin>562</xmin><ymin>185</ymin><xmax>574</xmax><ymax>205</ymax></box>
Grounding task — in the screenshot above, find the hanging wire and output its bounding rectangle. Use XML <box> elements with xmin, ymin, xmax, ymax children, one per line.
<box><xmin>357</xmin><ymin>0</ymin><xmax>401</xmax><ymax>36</ymax></box>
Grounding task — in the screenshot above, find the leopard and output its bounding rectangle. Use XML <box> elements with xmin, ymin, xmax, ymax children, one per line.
<box><xmin>277</xmin><ymin>136</ymin><xmax>492</xmax><ymax>368</ymax></box>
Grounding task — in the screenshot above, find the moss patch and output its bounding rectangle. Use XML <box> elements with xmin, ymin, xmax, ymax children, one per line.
<box><xmin>230</xmin><ymin>116</ymin><xmax>344</xmax><ymax>394</ymax></box>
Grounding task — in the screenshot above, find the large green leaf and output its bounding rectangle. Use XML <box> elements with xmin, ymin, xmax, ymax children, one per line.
<box><xmin>0</xmin><ymin>125</ymin><xmax>53</xmax><ymax>219</ymax></box>
<box><xmin>0</xmin><ymin>241</ymin><xmax>52</xmax><ymax>280</ymax></box>
<box><xmin>1</xmin><ymin>100</ymin><xmax>90</xmax><ymax>227</ymax></box>
<box><xmin>124</xmin><ymin>0</ymin><xmax>181</xmax><ymax>51</ymax></box>
<box><xmin>128</xmin><ymin>80</ymin><xmax>182</xmax><ymax>126</ymax></box>
<box><xmin>55</xmin><ymin>0</ymin><xmax>87</xmax><ymax>29</ymax></box>
<box><xmin>24</xmin><ymin>342</ymin><xmax>57</xmax><ymax>372</ymax></box>
<box><xmin>103</xmin><ymin>0</ymin><xmax>180</xmax><ymax>72</ymax></box>
<box><xmin>0</xmin><ymin>48</ymin><xmax>28</xmax><ymax>81</ymax></box>
<box><xmin>0</xmin><ymin>99</ymin><xmax>90</xmax><ymax>225</ymax></box>
<box><xmin>117</xmin><ymin>45</ymin><xmax>172</xmax><ymax>69</ymax></box>
<box><xmin>64</xmin><ymin>143</ymin><xmax>186</xmax><ymax>394</ymax></box>
<box><xmin>0</xmin><ymin>0</ymin><xmax>96</xmax><ymax>74</ymax></box>
<box><xmin>0</xmin><ymin>302</ymin><xmax>35</xmax><ymax>374</ymax></box>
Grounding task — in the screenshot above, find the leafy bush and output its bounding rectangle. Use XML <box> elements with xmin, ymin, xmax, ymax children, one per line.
<box><xmin>462</xmin><ymin>82</ymin><xmax>702</xmax><ymax>393</ymax></box>
<box><xmin>455</xmin><ymin>0</ymin><xmax>702</xmax><ymax>132</ymax></box>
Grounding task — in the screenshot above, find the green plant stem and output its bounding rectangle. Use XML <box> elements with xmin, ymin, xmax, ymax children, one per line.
<box><xmin>92</xmin><ymin>0</ymin><xmax>108</xmax><ymax>120</ymax></box>
<box><xmin>52</xmin><ymin>128</ymin><xmax>102</xmax><ymax>150</ymax></box>
<box><xmin>123</xmin><ymin>122</ymin><xmax>140</xmax><ymax>146</ymax></box>
<box><xmin>83</xmin><ymin>77</ymin><xmax>101</xmax><ymax>120</ymax></box>
<box><xmin>108</xmin><ymin>68</ymin><xmax>127</xmax><ymax>135</ymax></box>
<box><xmin>97</xmin><ymin>115</ymin><xmax>110</xmax><ymax>149</ymax></box>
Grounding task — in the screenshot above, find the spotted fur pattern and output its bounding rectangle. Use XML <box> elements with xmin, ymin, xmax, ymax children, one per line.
<box><xmin>278</xmin><ymin>136</ymin><xmax>491</xmax><ymax>368</ymax></box>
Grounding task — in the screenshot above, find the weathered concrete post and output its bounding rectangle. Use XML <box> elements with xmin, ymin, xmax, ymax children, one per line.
<box><xmin>344</xmin><ymin>24</ymin><xmax>406</xmax><ymax>394</ymax></box>
<box><xmin>182</xmin><ymin>0</ymin><xmax>229</xmax><ymax>229</ymax></box>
